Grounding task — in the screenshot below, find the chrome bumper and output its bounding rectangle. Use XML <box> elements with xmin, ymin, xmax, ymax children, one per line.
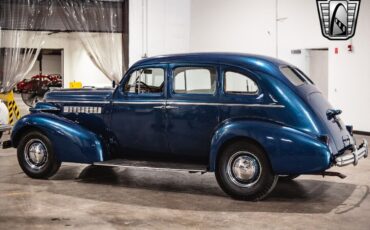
<box><xmin>335</xmin><ymin>139</ymin><xmax>368</xmax><ymax>167</ymax></box>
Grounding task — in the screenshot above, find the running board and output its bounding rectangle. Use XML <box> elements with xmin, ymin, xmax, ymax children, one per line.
<box><xmin>93</xmin><ymin>159</ymin><xmax>208</xmax><ymax>173</ymax></box>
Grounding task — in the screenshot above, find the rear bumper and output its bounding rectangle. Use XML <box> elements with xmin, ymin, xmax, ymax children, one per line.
<box><xmin>335</xmin><ymin>139</ymin><xmax>368</xmax><ymax>167</ymax></box>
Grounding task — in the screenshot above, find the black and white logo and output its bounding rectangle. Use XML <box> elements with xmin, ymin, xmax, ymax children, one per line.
<box><xmin>317</xmin><ymin>0</ymin><xmax>360</xmax><ymax>40</ymax></box>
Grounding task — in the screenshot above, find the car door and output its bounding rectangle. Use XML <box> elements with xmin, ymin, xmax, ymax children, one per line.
<box><xmin>166</xmin><ymin>64</ymin><xmax>220</xmax><ymax>164</ymax></box>
<box><xmin>111</xmin><ymin>65</ymin><xmax>169</xmax><ymax>157</ymax></box>
<box><xmin>219</xmin><ymin>65</ymin><xmax>265</xmax><ymax>121</ymax></box>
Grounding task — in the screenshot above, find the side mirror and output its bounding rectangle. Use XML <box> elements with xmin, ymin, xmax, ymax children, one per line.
<box><xmin>112</xmin><ymin>80</ymin><xmax>116</xmax><ymax>88</ymax></box>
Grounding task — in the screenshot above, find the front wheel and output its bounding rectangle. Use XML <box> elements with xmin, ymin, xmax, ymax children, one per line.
<box><xmin>215</xmin><ymin>141</ymin><xmax>278</xmax><ymax>201</ymax></box>
<box><xmin>17</xmin><ymin>131</ymin><xmax>61</xmax><ymax>179</ymax></box>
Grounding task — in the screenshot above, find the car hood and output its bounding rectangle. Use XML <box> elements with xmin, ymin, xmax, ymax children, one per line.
<box><xmin>44</xmin><ymin>88</ymin><xmax>114</xmax><ymax>103</ymax></box>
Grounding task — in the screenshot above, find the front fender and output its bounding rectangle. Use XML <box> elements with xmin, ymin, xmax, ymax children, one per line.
<box><xmin>209</xmin><ymin>119</ymin><xmax>332</xmax><ymax>174</ymax></box>
<box><xmin>12</xmin><ymin>113</ymin><xmax>104</xmax><ymax>164</ymax></box>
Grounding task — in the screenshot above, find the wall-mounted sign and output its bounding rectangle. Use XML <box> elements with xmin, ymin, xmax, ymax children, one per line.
<box><xmin>317</xmin><ymin>0</ymin><xmax>360</xmax><ymax>40</ymax></box>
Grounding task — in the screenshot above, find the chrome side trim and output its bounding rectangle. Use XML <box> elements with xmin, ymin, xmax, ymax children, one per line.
<box><xmin>48</xmin><ymin>100</ymin><xmax>285</xmax><ymax>108</ymax></box>
<box><xmin>93</xmin><ymin>159</ymin><xmax>207</xmax><ymax>172</ymax></box>
<box><xmin>112</xmin><ymin>101</ymin><xmax>285</xmax><ymax>108</ymax></box>
<box><xmin>112</xmin><ymin>101</ymin><xmax>165</xmax><ymax>105</ymax></box>
<box><xmin>167</xmin><ymin>101</ymin><xmax>285</xmax><ymax>108</ymax></box>
<box><xmin>29</xmin><ymin>108</ymin><xmax>61</xmax><ymax>112</ymax></box>
<box><xmin>45</xmin><ymin>100</ymin><xmax>110</xmax><ymax>104</ymax></box>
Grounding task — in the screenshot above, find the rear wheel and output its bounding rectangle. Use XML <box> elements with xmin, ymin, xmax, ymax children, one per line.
<box><xmin>17</xmin><ymin>131</ymin><xmax>61</xmax><ymax>179</ymax></box>
<box><xmin>215</xmin><ymin>141</ymin><xmax>278</xmax><ymax>201</ymax></box>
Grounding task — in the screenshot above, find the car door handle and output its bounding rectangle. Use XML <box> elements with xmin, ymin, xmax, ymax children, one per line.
<box><xmin>153</xmin><ymin>105</ymin><xmax>165</xmax><ymax>109</ymax></box>
<box><xmin>165</xmin><ymin>105</ymin><xmax>178</xmax><ymax>109</ymax></box>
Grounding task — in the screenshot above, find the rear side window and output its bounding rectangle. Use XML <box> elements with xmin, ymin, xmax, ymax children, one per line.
<box><xmin>173</xmin><ymin>67</ymin><xmax>217</xmax><ymax>94</ymax></box>
<box><xmin>224</xmin><ymin>71</ymin><xmax>258</xmax><ymax>94</ymax></box>
<box><xmin>280</xmin><ymin>67</ymin><xmax>308</xmax><ymax>86</ymax></box>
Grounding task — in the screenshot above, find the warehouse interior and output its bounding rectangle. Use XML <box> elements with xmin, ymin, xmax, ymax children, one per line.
<box><xmin>1</xmin><ymin>0</ymin><xmax>369</xmax><ymax>229</ymax></box>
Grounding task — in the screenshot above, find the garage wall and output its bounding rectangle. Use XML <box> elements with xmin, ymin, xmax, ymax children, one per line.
<box><xmin>129</xmin><ymin>0</ymin><xmax>191</xmax><ymax>66</ymax></box>
<box><xmin>42</xmin><ymin>55</ymin><xmax>62</xmax><ymax>75</ymax></box>
<box><xmin>190</xmin><ymin>0</ymin><xmax>276</xmax><ymax>56</ymax></box>
<box><xmin>190</xmin><ymin>0</ymin><xmax>370</xmax><ymax>132</ymax></box>
<box><xmin>28</xmin><ymin>55</ymin><xmax>62</xmax><ymax>78</ymax></box>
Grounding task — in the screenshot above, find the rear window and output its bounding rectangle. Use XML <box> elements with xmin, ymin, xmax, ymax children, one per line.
<box><xmin>280</xmin><ymin>67</ymin><xmax>308</xmax><ymax>86</ymax></box>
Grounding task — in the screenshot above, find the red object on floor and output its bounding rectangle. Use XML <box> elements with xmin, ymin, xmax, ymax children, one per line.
<box><xmin>335</xmin><ymin>48</ymin><xmax>339</xmax><ymax>54</ymax></box>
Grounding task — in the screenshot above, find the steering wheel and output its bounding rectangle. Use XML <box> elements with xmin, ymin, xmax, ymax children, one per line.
<box><xmin>135</xmin><ymin>81</ymin><xmax>150</xmax><ymax>93</ymax></box>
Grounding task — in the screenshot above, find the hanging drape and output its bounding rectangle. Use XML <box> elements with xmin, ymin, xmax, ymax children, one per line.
<box><xmin>56</xmin><ymin>0</ymin><xmax>124</xmax><ymax>83</ymax></box>
<box><xmin>0</xmin><ymin>0</ymin><xmax>127</xmax><ymax>92</ymax></box>
<box><xmin>0</xmin><ymin>0</ymin><xmax>50</xmax><ymax>93</ymax></box>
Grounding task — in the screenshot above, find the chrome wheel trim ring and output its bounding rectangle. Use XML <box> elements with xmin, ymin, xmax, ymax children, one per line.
<box><xmin>226</xmin><ymin>151</ymin><xmax>262</xmax><ymax>188</ymax></box>
<box><xmin>24</xmin><ymin>139</ymin><xmax>48</xmax><ymax>170</ymax></box>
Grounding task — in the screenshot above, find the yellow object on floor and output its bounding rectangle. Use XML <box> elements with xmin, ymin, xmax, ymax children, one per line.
<box><xmin>0</xmin><ymin>91</ymin><xmax>20</xmax><ymax>125</ymax></box>
<box><xmin>69</xmin><ymin>81</ymin><xmax>82</xmax><ymax>89</ymax></box>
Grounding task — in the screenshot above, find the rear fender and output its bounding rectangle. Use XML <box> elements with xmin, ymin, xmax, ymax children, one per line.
<box><xmin>209</xmin><ymin>119</ymin><xmax>332</xmax><ymax>174</ymax></box>
<box><xmin>11</xmin><ymin>113</ymin><xmax>104</xmax><ymax>164</ymax></box>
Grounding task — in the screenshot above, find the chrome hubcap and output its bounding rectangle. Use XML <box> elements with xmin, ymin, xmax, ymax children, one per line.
<box><xmin>227</xmin><ymin>151</ymin><xmax>261</xmax><ymax>187</ymax></box>
<box><xmin>24</xmin><ymin>139</ymin><xmax>48</xmax><ymax>170</ymax></box>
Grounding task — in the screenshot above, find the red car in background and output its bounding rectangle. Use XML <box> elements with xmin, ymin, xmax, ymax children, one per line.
<box><xmin>15</xmin><ymin>74</ymin><xmax>63</xmax><ymax>107</ymax></box>
<box><xmin>15</xmin><ymin>74</ymin><xmax>62</xmax><ymax>94</ymax></box>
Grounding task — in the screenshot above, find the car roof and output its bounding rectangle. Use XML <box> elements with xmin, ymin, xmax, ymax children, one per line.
<box><xmin>131</xmin><ymin>52</ymin><xmax>291</xmax><ymax>75</ymax></box>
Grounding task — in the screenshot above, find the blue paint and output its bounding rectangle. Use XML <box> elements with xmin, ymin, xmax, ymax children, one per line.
<box><xmin>12</xmin><ymin>113</ymin><xmax>104</xmax><ymax>163</ymax></box>
<box><xmin>12</xmin><ymin>53</ymin><xmax>354</xmax><ymax>174</ymax></box>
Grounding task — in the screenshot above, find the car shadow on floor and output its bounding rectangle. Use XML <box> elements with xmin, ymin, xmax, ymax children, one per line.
<box><xmin>46</xmin><ymin>165</ymin><xmax>363</xmax><ymax>214</ymax></box>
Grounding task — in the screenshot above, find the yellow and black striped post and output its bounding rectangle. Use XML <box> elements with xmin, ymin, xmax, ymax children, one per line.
<box><xmin>0</xmin><ymin>90</ymin><xmax>21</xmax><ymax>125</ymax></box>
<box><xmin>8</xmin><ymin>100</ymin><xmax>14</xmax><ymax>125</ymax></box>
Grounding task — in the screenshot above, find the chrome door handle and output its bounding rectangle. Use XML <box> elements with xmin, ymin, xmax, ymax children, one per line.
<box><xmin>165</xmin><ymin>105</ymin><xmax>178</xmax><ymax>109</ymax></box>
<box><xmin>153</xmin><ymin>105</ymin><xmax>165</xmax><ymax>109</ymax></box>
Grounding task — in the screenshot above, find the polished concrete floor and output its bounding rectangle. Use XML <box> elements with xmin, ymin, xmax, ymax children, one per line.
<box><xmin>0</xmin><ymin>133</ymin><xmax>369</xmax><ymax>229</ymax></box>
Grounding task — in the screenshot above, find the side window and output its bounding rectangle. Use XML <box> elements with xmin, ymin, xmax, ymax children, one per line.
<box><xmin>224</xmin><ymin>71</ymin><xmax>258</xmax><ymax>94</ymax></box>
<box><xmin>124</xmin><ymin>68</ymin><xmax>164</xmax><ymax>94</ymax></box>
<box><xmin>173</xmin><ymin>67</ymin><xmax>217</xmax><ymax>94</ymax></box>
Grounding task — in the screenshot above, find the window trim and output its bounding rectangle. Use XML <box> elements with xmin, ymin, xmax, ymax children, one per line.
<box><xmin>171</xmin><ymin>66</ymin><xmax>218</xmax><ymax>96</ymax></box>
<box><xmin>223</xmin><ymin>70</ymin><xmax>260</xmax><ymax>96</ymax></box>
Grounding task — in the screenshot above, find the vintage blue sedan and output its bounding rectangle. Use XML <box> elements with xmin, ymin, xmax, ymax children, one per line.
<box><xmin>10</xmin><ymin>53</ymin><xmax>368</xmax><ymax>200</ymax></box>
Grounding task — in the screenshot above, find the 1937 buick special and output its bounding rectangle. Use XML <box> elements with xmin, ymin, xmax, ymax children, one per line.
<box><xmin>10</xmin><ymin>53</ymin><xmax>368</xmax><ymax>200</ymax></box>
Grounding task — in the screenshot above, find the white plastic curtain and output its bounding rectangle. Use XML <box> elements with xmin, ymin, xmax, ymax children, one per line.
<box><xmin>56</xmin><ymin>0</ymin><xmax>124</xmax><ymax>83</ymax></box>
<box><xmin>0</xmin><ymin>0</ymin><xmax>50</xmax><ymax>93</ymax></box>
